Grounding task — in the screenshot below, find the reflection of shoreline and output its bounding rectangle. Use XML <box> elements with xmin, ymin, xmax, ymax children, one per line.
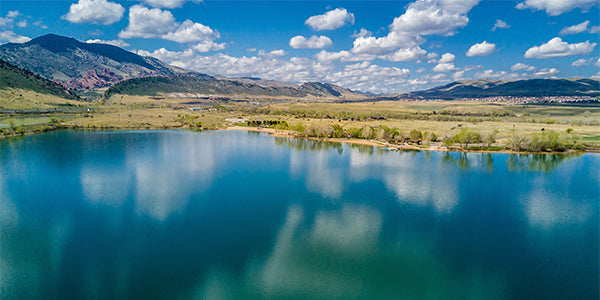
<box><xmin>225</xmin><ymin>126</ymin><xmax>593</xmax><ymax>155</ymax></box>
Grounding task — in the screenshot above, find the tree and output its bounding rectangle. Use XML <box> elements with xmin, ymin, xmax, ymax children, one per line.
<box><xmin>484</xmin><ymin>128</ymin><xmax>499</xmax><ymax>149</ymax></box>
<box><xmin>408</xmin><ymin>129</ymin><xmax>423</xmax><ymax>142</ymax></box>
<box><xmin>452</xmin><ymin>127</ymin><xmax>482</xmax><ymax>148</ymax></box>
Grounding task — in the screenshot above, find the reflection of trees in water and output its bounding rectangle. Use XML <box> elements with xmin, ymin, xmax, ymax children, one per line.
<box><xmin>507</xmin><ymin>153</ymin><xmax>578</xmax><ymax>172</ymax></box>
<box><xmin>441</xmin><ymin>152</ymin><xmax>494</xmax><ymax>172</ymax></box>
<box><xmin>274</xmin><ymin>137</ymin><xmax>344</xmax><ymax>154</ymax></box>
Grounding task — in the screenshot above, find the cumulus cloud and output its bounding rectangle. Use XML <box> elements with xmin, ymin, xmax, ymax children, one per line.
<box><xmin>86</xmin><ymin>39</ymin><xmax>130</xmax><ymax>47</ymax></box>
<box><xmin>390</xmin><ymin>0</ymin><xmax>480</xmax><ymax>37</ymax></box>
<box><xmin>533</xmin><ymin>67</ymin><xmax>559</xmax><ymax>77</ymax></box>
<box><xmin>305</xmin><ymin>8</ymin><xmax>355</xmax><ymax>31</ymax></box>
<box><xmin>438</xmin><ymin>52</ymin><xmax>455</xmax><ymax>63</ymax></box>
<box><xmin>289</xmin><ymin>35</ymin><xmax>333</xmax><ymax>49</ymax></box>
<box><xmin>491</xmin><ymin>19</ymin><xmax>509</xmax><ymax>31</ymax></box>
<box><xmin>595</xmin><ymin>58</ymin><xmax>600</xmax><ymax>67</ymax></box>
<box><xmin>571</xmin><ymin>58</ymin><xmax>589</xmax><ymax>67</ymax></box>
<box><xmin>119</xmin><ymin>5</ymin><xmax>222</xmax><ymax>49</ymax></box>
<box><xmin>342</xmin><ymin>0</ymin><xmax>479</xmax><ymax>62</ymax></box>
<box><xmin>192</xmin><ymin>40</ymin><xmax>226</xmax><ymax>52</ymax></box>
<box><xmin>511</xmin><ymin>63</ymin><xmax>536</xmax><ymax>71</ymax></box>
<box><xmin>162</xmin><ymin>19</ymin><xmax>219</xmax><ymax>43</ymax></box>
<box><xmin>137</xmin><ymin>47</ymin><xmax>412</xmax><ymax>94</ymax></box>
<box><xmin>516</xmin><ymin>0</ymin><xmax>597</xmax><ymax>16</ymax></box>
<box><xmin>475</xmin><ymin>69</ymin><xmax>507</xmax><ymax>78</ymax></box>
<box><xmin>141</xmin><ymin>0</ymin><xmax>200</xmax><ymax>9</ymax></box>
<box><xmin>466</xmin><ymin>41</ymin><xmax>496</xmax><ymax>57</ymax></box>
<box><xmin>590</xmin><ymin>26</ymin><xmax>600</xmax><ymax>34</ymax></box>
<box><xmin>432</xmin><ymin>62</ymin><xmax>458</xmax><ymax>72</ymax></box>
<box><xmin>432</xmin><ymin>54</ymin><xmax>457</xmax><ymax>72</ymax></box>
<box><xmin>119</xmin><ymin>5</ymin><xmax>176</xmax><ymax>38</ymax></box>
<box><xmin>559</xmin><ymin>21</ymin><xmax>589</xmax><ymax>35</ymax></box>
<box><xmin>524</xmin><ymin>37</ymin><xmax>596</xmax><ymax>58</ymax></box>
<box><xmin>261</xmin><ymin>49</ymin><xmax>287</xmax><ymax>56</ymax></box>
<box><xmin>0</xmin><ymin>30</ymin><xmax>30</xmax><ymax>43</ymax></box>
<box><xmin>0</xmin><ymin>11</ymin><xmax>20</xmax><ymax>28</ymax></box>
<box><xmin>62</xmin><ymin>0</ymin><xmax>124</xmax><ymax>25</ymax></box>
<box><xmin>351</xmin><ymin>28</ymin><xmax>371</xmax><ymax>38</ymax></box>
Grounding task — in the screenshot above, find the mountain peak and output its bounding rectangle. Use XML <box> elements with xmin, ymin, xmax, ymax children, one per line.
<box><xmin>26</xmin><ymin>33</ymin><xmax>81</xmax><ymax>53</ymax></box>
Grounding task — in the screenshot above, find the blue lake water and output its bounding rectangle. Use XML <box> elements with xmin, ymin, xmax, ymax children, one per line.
<box><xmin>1</xmin><ymin>130</ymin><xmax>598</xmax><ymax>299</ymax></box>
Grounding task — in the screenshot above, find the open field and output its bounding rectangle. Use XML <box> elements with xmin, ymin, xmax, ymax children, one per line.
<box><xmin>2</xmin><ymin>92</ymin><xmax>599</xmax><ymax>152</ymax></box>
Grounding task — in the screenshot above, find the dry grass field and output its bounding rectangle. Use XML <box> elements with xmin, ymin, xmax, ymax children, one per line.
<box><xmin>3</xmin><ymin>91</ymin><xmax>599</xmax><ymax>150</ymax></box>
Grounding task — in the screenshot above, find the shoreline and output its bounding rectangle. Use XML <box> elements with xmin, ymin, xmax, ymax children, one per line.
<box><xmin>224</xmin><ymin>126</ymin><xmax>594</xmax><ymax>155</ymax></box>
<box><xmin>2</xmin><ymin>125</ymin><xmax>596</xmax><ymax>155</ymax></box>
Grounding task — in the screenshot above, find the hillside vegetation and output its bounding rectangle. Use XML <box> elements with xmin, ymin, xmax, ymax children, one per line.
<box><xmin>0</xmin><ymin>59</ymin><xmax>79</xmax><ymax>100</ymax></box>
<box><xmin>401</xmin><ymin>78</ymin><xmax>600</xmax><ymax>99</ymax></box>
<box><xmin>104</xmin><ymin>76</ymin><xmax>359</xmax><ymax>99</ymax></box>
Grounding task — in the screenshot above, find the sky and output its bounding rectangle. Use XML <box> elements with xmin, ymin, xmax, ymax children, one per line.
<box><xmin>0</xmin><ymin>0</ymin><xmax>598</xmax><ymax>94</ymax></box>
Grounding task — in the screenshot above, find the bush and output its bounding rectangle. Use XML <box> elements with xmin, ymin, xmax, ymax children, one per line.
<box><xmin>408</xmin><ymin>129</ymin><xmax>423</xmax><ymax>142</ymax></box>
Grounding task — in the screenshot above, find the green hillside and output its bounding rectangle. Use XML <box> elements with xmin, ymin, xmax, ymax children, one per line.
<box><xmin>104</xmin><ymin>76</ymin><xmax>358</xmax><ymax>99</ymax></box>
<box><xmin>0</xmin><ymin>59</ymin><xmax>79</xmax><ymax>100</ymax></box>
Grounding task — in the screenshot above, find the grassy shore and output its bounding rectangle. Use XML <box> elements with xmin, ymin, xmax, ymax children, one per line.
<box><xmin>2</xmin><ymin>92</ymin><xmax>599</xmax><ymax>153</ymax></box>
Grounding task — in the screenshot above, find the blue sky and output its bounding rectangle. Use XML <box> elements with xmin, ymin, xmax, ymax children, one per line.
<box><xmin>0</xmin><ymin>0</ymin><xmax>598</xmax><ymax>93</ymax></box>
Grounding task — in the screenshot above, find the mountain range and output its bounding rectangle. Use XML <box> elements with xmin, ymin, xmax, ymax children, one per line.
<box><xmin>399</xmin><ymin>78</ymin><xmax>600</xmax><ymax>99</ymax></box>
<box><xmin>1</xmin><ymin>33</ymin><xmax>599</xmax><ymax>101</ymax></box>
<box><xmin>0</xmin><ymin>34</ymin><xmax>185</xmax><ymax>90</ymax></box>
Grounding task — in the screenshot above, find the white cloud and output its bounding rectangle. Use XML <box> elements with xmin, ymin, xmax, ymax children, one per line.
<box><xmin>350</xmin><ymin>32</ymin><xmax>421</xmax><ymax>55</ymax></box>
<box><xmin>432</xmin><ymin>62</ymin><xmax>458</xmax><ymax>72</ymax></box>
<box><xmin>511</xmin><ymin>63</ymin><xmax>536</xmax><ymax>71</ymax></box>
<box><xmin>33</xmin><ymin>20</ymin><xmax>47</xmax><ymax>29</ymax></box>
<box><xmin>305</xmin><ymin>8</ymin><xmax>355</xmax><ymax>31</ymax></box>
<box><xmin>16</xmin><ymin>20</ymin><xmax>26</xmax><ymax>28</ymax></box>
<box><xmin>559</xmin><ymin>21</ymin><xmax>589</xmax><ymax>35</ymax></box>
<box><xmin>533</xmin><ymin>67</ymin><xmax>559</xmax><ymax>77</ymax></box>
<box><xmin>524</xmin><ymin>37</ymin><xmax>596</xmax><ymax>59</ymax></box>
<box><xmin>192</xmin><ymin>41</ymin><xmax>225</xmax><ymax>52</ymax></box>
<box><xmin>571</xmin><ymin>58</ymin><xmax>589</xmax><ymax>67</ymax></box>
<box><xmin>590</xmin><ymin>26</ymin><xmax>600</xmax><ymax>34</ymax></box>
<box><xmin>595</xmin><ymin>58</ymin><xmax>600</xmax><ymax>67</ymax></box>
<box><xmin>141</xmin><ymin>0</ymin><xmax>200</xmax><ymax>9</ymax></box>
<box><xmin>491</xmin><ymin>19</ymin><xmax>509</xmax><ymax>31</ymax></box>
<box><xmin>0</xmin><ymin>11</ymin><xmax>19</xmax><ymax>28</ymax></box>
<box><xmin>438</xmin><ymin>52</ymin><xmax>455</xmax><ymax>63</ymax></box>
<box><xmin>137</xmin><ymin>48</ymin><xmax>413</xmax><ymax>94</ymax></box>
<box><xmin>6</xmin><ymin>11</ymin><xmax>19</xmax><ymax>18</ymax></box>
<box><xmin>432</xmin><ymin>54</ymin><xmax>457</xmax><ymax>72</ymax></box>
<box><xmin>86</xmin><ymin>39</ymin><xmax>130</xmax><ymax>47</ymax></box>
<box><xmin>466</xmin><ymin>41</ymin><xmax>496</xmax><ymax>57</ymax></box>
<box><xmin>289</xmin><ymin>35</ymin><xmax>333</xmax><ymax>49</ymax></box>
<box><xmin>343</xmin><ymin>0</ymin><xmax>479</xmax><ymax>62</ymax></box>
<box><xmin>258</xmin><ymin>49</ymin><xmax>287</xmax><ymax>56</ymax></box>
<box><xmin>63</xmin><ymin>0</ymin><xmax>124</xmax><ymax>25</ymax></box>
<box><xmin>390</xmin><ymin>0</ymin><xmax>480</xmax><ymax>37</ymax></box>
<box><xmin>269</xmin><ymin>49</ymin><xmax>287</xmax><ymax>56</ymax></box>
<box><xmin>351</xmin><ymin>28</ymin><xmax>371</xmax><ymax>38</ymax></box>
<box><xmin>162</xmin><ymin>19</ymin><xmax>219</xmax><ymax>43</ymax></box>
<box><xmin>119</xmin><ymin>5</ymin><xmax>221</xmax><ymax>47</ymax></box>
<box><xmin>452</xmin><ymin>70</ymin><xmax>466</xmax><ymax>80</ymax></box>
<box><xmin>475</xmin><ymin>69</ymin><xmax>507</xmax><ymax>78</ymax></box>
<box><xmin>516</xmin><ymin>0</ymin><xmax>597</xmax><ymax>16</ymax></box>
<box><xmin>384</xmin><ymin>47</ymin><xmax>427</xmax><ymax>62</ymax></box>
<box><xmin>0</xmin><ymin>31</ymin><xmax>30</xmax><ymax>43</ymax></box>
<box><xmin>119</xmin><ymin>5</ymin><xmax>177</xmax><ymax>39</ymax></box>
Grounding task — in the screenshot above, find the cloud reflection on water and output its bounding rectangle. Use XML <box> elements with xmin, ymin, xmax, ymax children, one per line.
<box><xmin>198</xmin><ymin>205</ymin><xmax>506</xmax><ymax>299</ymax></box>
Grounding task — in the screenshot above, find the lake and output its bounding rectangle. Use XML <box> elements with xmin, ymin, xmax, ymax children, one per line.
<box><xmin>1</xmin><ymin>130</ymin><xmax>598</xmax><ymax>299</ymax></box>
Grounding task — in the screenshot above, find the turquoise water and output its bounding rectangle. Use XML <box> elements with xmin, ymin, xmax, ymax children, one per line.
<box><xmin>1</xmin><ymin>130</ymin><xmax>598</xmax><ymax>299</ymax></box>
